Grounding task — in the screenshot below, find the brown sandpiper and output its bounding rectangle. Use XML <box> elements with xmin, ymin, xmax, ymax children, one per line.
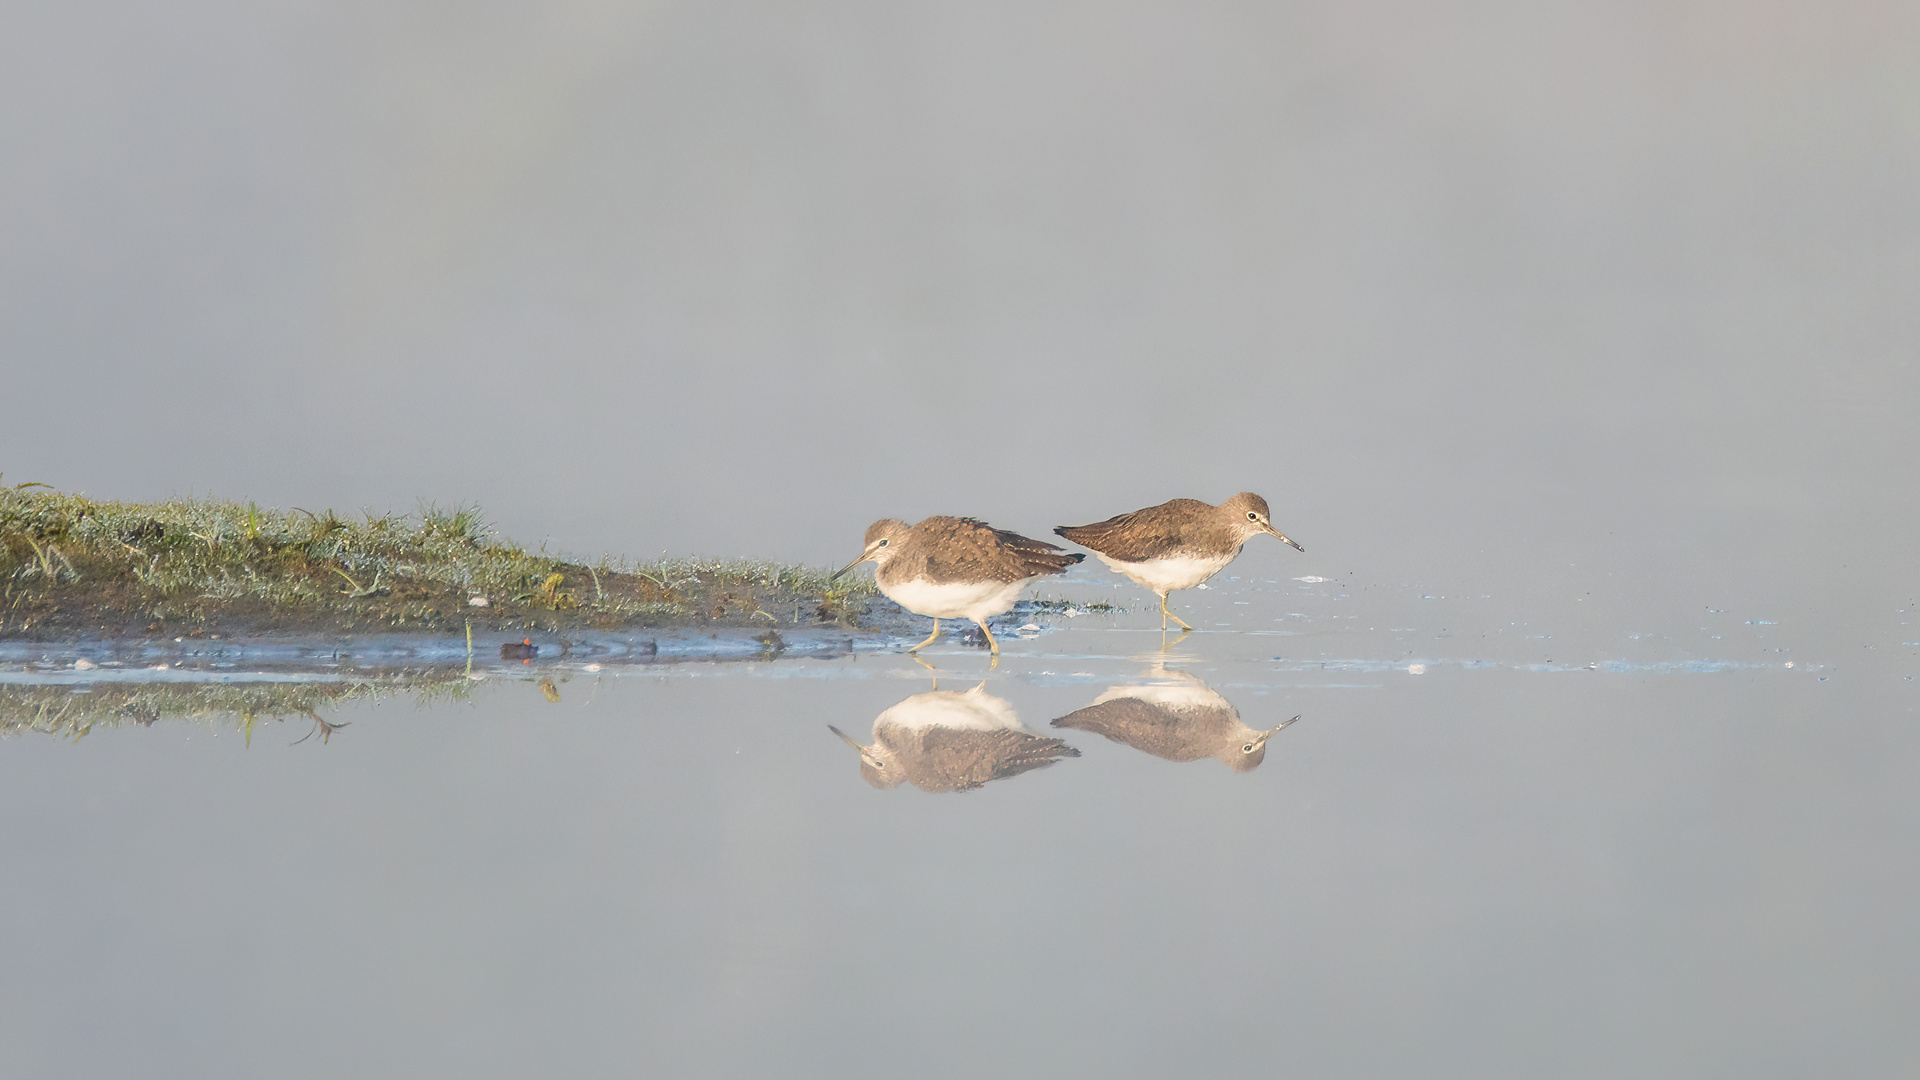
<box><xmin>828</xmin><ymin>683</ymin><xmax>1080</xmax><ymax>792</ymax></box>
<box><xmin>1051</xmin><ymin>664</ymin><xmax>1299</xmax><ymax>772</ymax></box>
<box><xmin>831</xmin><ymin>516</ymin><xmax>1085</xmax><ymax>655</ymax></box>
<box><xmin>1054</xmin><ymin>493</ymin><xmax>1302</xmax><ymax>630</ymax></box>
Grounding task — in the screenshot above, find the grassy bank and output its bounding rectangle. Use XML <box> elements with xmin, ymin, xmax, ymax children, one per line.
<box><xmin>0</xmin><ymin>679</ymin><xmax>440</xmax><ymax>743</ymax></box>
<box><xmin>0</xmin><ymin>482</ymin><xmax>876</xmax><ymax>639</ymax></box>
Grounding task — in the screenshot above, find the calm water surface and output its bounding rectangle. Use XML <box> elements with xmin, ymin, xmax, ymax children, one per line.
<box><xmin>5</xmin><ymin>574</ymin><xmax>1915</xmax><ymax>1079</ymax></box>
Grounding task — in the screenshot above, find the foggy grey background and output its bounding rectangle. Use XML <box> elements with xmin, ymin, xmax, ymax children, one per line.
<box><xmin>5</xmin><ymin>0</ymin><xmax>1916</xmax><ymax>620</ymax></box>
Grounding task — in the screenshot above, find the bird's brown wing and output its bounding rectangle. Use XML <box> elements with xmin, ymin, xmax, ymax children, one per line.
<box><xmin>1049</xmin><ymin>698</ymin><xmax>1202</xmax><ymax>761</ymax></box>
<box><xmin>909</xmin><ymin>727</ymin><xmax>1081</xmax><ymax>792</ymax></box>
<box><xmin>1053</xmin><ymin>697</ymin><xmax>1245</xmax><ymax>763</ymax></box>
<box><xmin>915</xmin><ymin>517</ymin><xmax>1084</xmax><ymax>582</ymax></box>
<box><xmin>1053</xmin><ymin>499</ymin><xmax>1212</xmax><ymax>562</ymax></box>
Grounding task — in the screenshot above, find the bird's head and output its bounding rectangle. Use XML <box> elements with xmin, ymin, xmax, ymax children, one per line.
<box><xmin>1223</xmin><ymin>714</ymin><xmax>1302</xmax><ymax>772</ymax></box>
<box><xmin>828</xmin><ymin>724</ymin><xmax>904</xmax><ymax>789</ymax></box>
<box><xmin>1222</xmin><ymin>493</ymin><xmax>1303</xmax><ymax>553</ymax></box>
<box><xmin>831</xmin><ymin>519</ymin><xmax>910</xmax><ymax>580</ymax></box>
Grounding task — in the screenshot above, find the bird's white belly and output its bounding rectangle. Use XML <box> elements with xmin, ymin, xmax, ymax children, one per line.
<box><xmin>881</xmin><ymin>575</ymin><xmax>1031</xmax><ymax>622</ymax></box>
<box><xmin>1094</xmin><ymin>552</ymin><xmax>1235</xmax><ymax>594</ymax></box>
<box><xmin>1091</xmin><ymin>678</ymin><xmax>1226</xmax><ymax>713</ymax></box>
<box><xmin>877</xmin><ymin>687</ymin><xmax>1025</xmax><ymax>732</ymax></box>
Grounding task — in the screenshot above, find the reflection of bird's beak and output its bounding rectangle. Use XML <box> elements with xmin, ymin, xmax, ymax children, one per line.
<box><xmin>827</xmin><ymin>724</ymin><xmax>865</xmax><ymax>750</ymax></box>
<box><xmin>1261</xmin><ymin>522</ymin><xmax>1305</xmax><ymax>552</ymax></box>
<box><xmin>1259</xmin><ymin>715</ymin><xmax>1303</xmax><ymax>741</ymax></box>
<box><xmin>830</xmin><ymin>541</ymin><xmax>882</xmax><ymax>581</ymax></box>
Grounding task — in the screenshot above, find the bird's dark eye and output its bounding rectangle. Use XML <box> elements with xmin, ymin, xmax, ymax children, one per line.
<box><xmin>1246</xmin><ymin>512</ymin><xmax>1259</xmax><ymax>521</ymax></box>
<box><xmin>877</xmin><ymin>538</ymin><xmax>889</xmax><ymax>546</ymax></box>
<box><xmin>1242</xmin><ymin>743</ymin><xmax>1256</xmax><ymax>753</ymax></box>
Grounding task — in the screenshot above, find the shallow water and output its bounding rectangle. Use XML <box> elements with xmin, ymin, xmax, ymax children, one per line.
<box><xmin>5</xmin><ymin>573</ymin><xmax>1915</xmax><ymax>1079</ymax></box>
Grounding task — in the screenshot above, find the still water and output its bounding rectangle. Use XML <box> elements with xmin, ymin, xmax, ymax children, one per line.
<box><xmin>4</xmin><ymin>573</ymin><xmax>1915</xmax><ymax>1078</ymax></box>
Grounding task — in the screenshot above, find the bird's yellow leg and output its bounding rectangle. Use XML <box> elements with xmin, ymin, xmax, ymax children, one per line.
<box><xmin>974</xmin><ymin>619</ymin><xmax>1000</xmax><ymax>656</ymax></box>
<box><xmin>975</xmin><ymin>618</ymin><xmax>1006</xmax><ymax>668</ymax></box>
<box><xmin>1160</xmin><ymin>594</ymin><xmax>1194</xmax><ymax>632</ymax></box>
<box><xmin>908</xmin><ymin>619</ymin><xmax>942</xmax><ymax>652</ymax></box>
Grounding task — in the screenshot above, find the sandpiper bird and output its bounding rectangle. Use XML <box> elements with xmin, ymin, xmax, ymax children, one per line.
<box><xmin>1054</xmin><ymin>493</ymin><xmax>1302</xmax><ymax>630</ymax></box>
<box><xmin>1051</xmin><ymin>666</ymin><xmax>1299</xmax><ymax>772</ymax></box>
<box><xmin>828</xmin><ymin>684</ymin><xmax>1080</xmax><ymax>792</ymax></box>
<box><xmin>831</xmin><ymin>516</ymin><xmax>1084</xmax><ymax>655</ymax></box>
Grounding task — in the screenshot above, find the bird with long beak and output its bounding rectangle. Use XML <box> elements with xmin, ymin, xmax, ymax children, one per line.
<box><xmin>1052</xmin><ymin>664</ymin><xmax>1300</xmax><ymax>772</ymax></box>
<box><xmin>1054</xmin><ymin>492</ymin><xmax>1304</xmax><ymax>630</ymax></box>
<box><xmin>831</xmin><ymin>516</ymin><xmax>1084</xmax><ymax>657</ymax></box>
<box><xmin>828</xmin><ymin>683</ymin><xmax>1079</xmax><ymax>792</ymax></box>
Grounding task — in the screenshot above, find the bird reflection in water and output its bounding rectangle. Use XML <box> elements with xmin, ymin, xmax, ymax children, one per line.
<box><xmin>828</xmin><ymin>683</ymin><xmax>1079</xmax><ymax>792</ymax></box>
<box><xmin>1051</xmin><ymin>659</ymin><xmax>1297</xmax><ymax>772</ymax></box>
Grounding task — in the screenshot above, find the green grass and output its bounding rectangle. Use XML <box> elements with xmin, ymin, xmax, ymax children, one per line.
<box><xmin>0</xmin><ymin>481</ymin><xmax>876</xmax><ymax>637</ymax></box>
<box><xmin>0</xmin><ymin>679</ymin><xmax>462</xmax><ymax>744</ymax></box>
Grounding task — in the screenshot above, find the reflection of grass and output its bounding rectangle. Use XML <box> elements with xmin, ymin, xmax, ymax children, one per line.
<box><xmin>0</xmin><ymin>678</ymin><xmax>472</xmax><ymax>743</ymax></box>
<box><xmin>1</xmin><ymin>484</ymin><xmax>876</xmax><ymax>636</ymax></box>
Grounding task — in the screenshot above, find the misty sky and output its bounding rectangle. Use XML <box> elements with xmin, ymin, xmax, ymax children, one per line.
<box><xmin>4</xmin><ymin>0</ymin><xmax>1915</xmax><ymax>601</ymax></box>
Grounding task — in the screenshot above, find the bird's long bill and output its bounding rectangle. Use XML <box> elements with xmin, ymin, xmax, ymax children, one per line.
<box><xmin>1261</xmin><ymin>714</ymin><xmax>1303</xmax><ymax>739</ymax></box>
<box><xmin>830</xmin><ymin>541</ymin><xmax>883</xmax><ymax>581</ymax></box>
<box><xmin>827</xmin><ymin>724</ymin><xmax>866</xmax><ymax>750</ymax></box>
<box><xmin>1261</xmin><ymin>523</ymin><xmax>1305</xmax><ymax>552</ymax></box>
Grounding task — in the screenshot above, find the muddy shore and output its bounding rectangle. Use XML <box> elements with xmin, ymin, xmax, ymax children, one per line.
<box><xmin>1</xmin><ymin>559</ymin><xmax>904</xmax><ymax>642</ymax></box>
